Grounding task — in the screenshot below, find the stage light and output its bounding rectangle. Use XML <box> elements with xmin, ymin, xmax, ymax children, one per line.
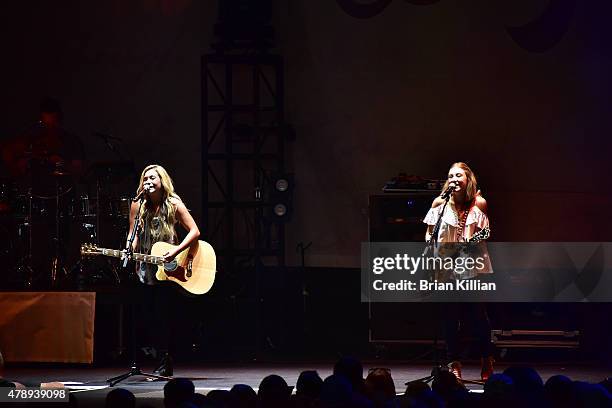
<box><xmin>275</xmin><ymin>178</ymin><xmax>289</xmax><ymax>192</ymax></box>
<box><xmin>269</xmin><ymin>173</ymin><xmax>293</xmax><ymax>222</ymax></box>
<box><xmin>273</xmin><ymin>203</ymin><xmax>287</xmax><ymax>217</ymax></box>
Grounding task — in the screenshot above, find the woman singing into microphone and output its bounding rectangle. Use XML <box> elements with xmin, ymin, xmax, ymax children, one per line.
<box><xmin>127</xmin><ymin>164</ymin><xmax>201</xmax><ymax>376</ymax></box>
<box><xmin>423</xmin><ymin>162</ymin><xmax>494</xmax><ymax>381</ymax></box>
<box><xmin>425</xmin><ymin>162</ymin><xmax>488</xmax><ymax>246</ymax></box>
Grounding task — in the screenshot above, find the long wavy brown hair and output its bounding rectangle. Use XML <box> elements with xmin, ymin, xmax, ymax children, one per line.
<box><xmin>136</xmin><ymin>164</ymin><xmax>182</xmax><ymax>244</ymax></box>
<box><xmin>441</xmin><ymin>162</ymin><xmax>478</xmax><ymax>204</ymax></box>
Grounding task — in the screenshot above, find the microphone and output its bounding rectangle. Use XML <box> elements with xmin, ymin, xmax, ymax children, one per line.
<box><xmin>440</xmin><ymin>182</ymin><xmax>458</xmax><ymax>199</ymax></box>
<box><xmin>132</xmin><ymin>182</ymin><xmax>154</xmax><ymax>202</ymax></box>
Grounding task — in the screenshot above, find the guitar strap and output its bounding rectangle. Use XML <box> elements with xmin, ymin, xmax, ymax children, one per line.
<box><xmin>455</xmin><ymin>200</ymin><xmax>473</xmax><ymax>242</ymax></box>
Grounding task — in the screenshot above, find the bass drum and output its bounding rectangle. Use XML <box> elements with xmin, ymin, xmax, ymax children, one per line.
<box><xmin>13</xmin><ymin>194</ymin><xmax>50</xmax><ymax>219</ymax></box>
<box><xmin>0</xmin><ymin>220</ymin><xmax>19</xmax><ymax>289</ymax></box>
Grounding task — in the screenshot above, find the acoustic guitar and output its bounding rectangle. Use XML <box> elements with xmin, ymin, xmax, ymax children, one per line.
<box><xmin>80</xmin><ymin>240</ymin><xmax>216</xmax><ymax>295</ymax></box>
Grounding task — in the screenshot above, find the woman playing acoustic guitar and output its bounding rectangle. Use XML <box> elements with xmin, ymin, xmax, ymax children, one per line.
<box><xmin>127</xmin><ymin>164</ymin><xmax>201</xmax><ymax>377</ymax></box>
<box><xmin>129</xmin><ymin>164</ymin><xmax>200</xmax><ymax>282</ymax></box>
<box><xmin>423</xmin><ymin>162</ymin><xmax>494</xmax><ymax>382</ymax></box>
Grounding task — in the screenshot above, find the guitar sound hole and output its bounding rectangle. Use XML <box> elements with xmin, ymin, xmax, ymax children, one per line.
<box><xmin>164</xmin><ymin>260</ymin><xmax>178</xmax><ymax>272</ymax></box>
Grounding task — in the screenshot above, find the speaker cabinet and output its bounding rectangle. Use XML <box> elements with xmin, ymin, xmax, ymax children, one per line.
<box><xmin>368</xmin><ymin>192</ymin><xmax>439</xmax><ymax>343</ymax></box>
<box><xmin>369</xmin><ymin>192</ymin><xmax>437</xmax><ymax>242</ymax></box>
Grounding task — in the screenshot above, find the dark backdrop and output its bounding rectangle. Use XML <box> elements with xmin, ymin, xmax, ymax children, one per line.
<box><xmin>1</xmin><ymin>0</ymin><xmax>611</xmax><ymax>358</ymax></box>
<box><xmin>2</xmin><ymin>1</ymin><xmax>611</xmax><ymax>267</ymax></box>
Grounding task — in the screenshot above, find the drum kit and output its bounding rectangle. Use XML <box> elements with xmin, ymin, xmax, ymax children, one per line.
<box><xmin>0</xmin><ymin>152</ymin><xmax>136</xmax><ymax>290</ymax></box>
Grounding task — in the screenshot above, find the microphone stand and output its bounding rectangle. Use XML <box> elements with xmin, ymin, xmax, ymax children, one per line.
<box><xmin>423</xmin><ymin>184</ymin><xmax>454</xmax><ymax>257</ymax></box>
<box><xmin>122</xmin><ymin>193</ymin><xmax>144</xmax><ymax>268</ymax></box>
<box><xmin>409</xmin><ymin>189</ymin><xmax>453</xmax><ymax>385</ymax></box>
<box><xmin>107</xmin><ymin>193</ymin><xmax>172</xmax><ymax>386</ymax></box>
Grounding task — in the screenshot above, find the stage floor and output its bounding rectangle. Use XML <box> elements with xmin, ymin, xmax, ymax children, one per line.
<box><xmin>4</xmin><ymin>361</ymin><xmax>609</xmax><ymax>407</ymax></box>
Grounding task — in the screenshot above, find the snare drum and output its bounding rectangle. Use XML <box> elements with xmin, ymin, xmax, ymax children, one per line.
<box><xmin>13</xmin><ymin>194</ymin><xmax>49</xmax><ymax>219</ymax></box>
<box><xmin>110</xmin><ymin>197</ymin><xmax>131</xmax><ymax>219</ymax></box>
<box><xmin>72</xmin><ymin>195</ymin><xmax>98</xmax><ymax>218</ymax></box>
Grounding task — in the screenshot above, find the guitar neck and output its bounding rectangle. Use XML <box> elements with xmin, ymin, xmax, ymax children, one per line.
<box><xmin>97</xmin><ymin>248</ymin><xmax>164</xmax><ymax>265</ymax></box>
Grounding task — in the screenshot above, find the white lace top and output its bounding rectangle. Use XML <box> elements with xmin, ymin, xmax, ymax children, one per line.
<box><xmin>423</xmin><ymin>204</ymin><xmax>489</xmax><ymax>243</ymax></box>
<box><xmin>423</xmin><ymin>203</ymin><xmax>492</xmax><ymax>277</ymax></box>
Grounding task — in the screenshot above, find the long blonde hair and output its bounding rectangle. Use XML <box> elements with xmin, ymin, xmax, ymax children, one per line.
<box><xmin>136</xmin><ymin>164</ymin><xmax>182</xmax><ymax>244</ymax></box>
<box><xmin>441</xmin><ymin>162</ymin><xmax>479</xmax><ymax>204</ymax></box>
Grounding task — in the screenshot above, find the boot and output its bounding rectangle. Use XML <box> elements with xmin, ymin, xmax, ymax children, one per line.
<box><xmin>447</xmin><ymin>361</ymin><xmax>462</xmax><ymax>381</ymax></box>
<box><xmin>153</xmin><ymin>353</ymin><xmax>173</xmax><ymax>377</ymax></box>
<box><xmin>480</xmin><ymin>356</ymin><xmax>494</xmax><ymax>381</ymax></box>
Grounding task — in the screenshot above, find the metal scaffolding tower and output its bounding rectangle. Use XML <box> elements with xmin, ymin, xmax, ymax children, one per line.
<box><xmin>201</xmin><ymin>53</ymin><xmax>287</xmax><ymax>280</ymax></box>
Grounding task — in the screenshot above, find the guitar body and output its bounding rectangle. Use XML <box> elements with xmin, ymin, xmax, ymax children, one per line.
<box><xmin>151</xmin><ymin>241</ymin><xmax>216</xmax><ymax>295</ymax></box>
<box><xmin>429</xmin><ymin>227</ymin><xmax>491</xmax><ymax>282</ymax></box>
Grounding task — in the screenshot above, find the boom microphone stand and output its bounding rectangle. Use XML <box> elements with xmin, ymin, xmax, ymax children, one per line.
<box><xmin>408</xmin><ymin>184</ymin><xmax>454</xmax><ymax>385</ymax></box>
<box><xmin>107</xmin><ymin>190</ymin><xmax>171</xmax><ymax>386</ymax></box>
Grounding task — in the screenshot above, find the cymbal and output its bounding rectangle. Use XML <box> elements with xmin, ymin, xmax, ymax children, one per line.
<box><xmin>51</xmin><ymin>169</ymin><xmax>71</xmax><ymax>177</ymax></box>
<box><xmin>86</xmin><ymin>161</ymin><xmax>135</xmax><ymax>181</ymax></box>
<box><xmin>15</xmin><ymin>149</ymin><xmax>53</xmax><ymax>160</ymax></box>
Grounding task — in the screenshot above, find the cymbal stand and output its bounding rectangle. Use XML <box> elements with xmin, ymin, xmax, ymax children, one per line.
<box><xmin>96</xmin><ymin>175</ymin><xmax>121</xmax><ymax>283</ymax></box>
<box><xmin>50</xmin><ymin>177</ymin><xmax>68</xmax><ymax>288</ymax></box>
<box><xmin>96</xmin><ymin>178</ymin><xmax>101</xmax><ymax>244</ymax></box>
<box><xmin>15</xmin><ymin>189</ymin><xmax>34</xmax><ymax>288</ymax></box>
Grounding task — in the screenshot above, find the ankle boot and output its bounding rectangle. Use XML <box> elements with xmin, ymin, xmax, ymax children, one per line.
<box><xmin>480</xmin><ymin>356</ymin><xmax>494</xmax><ymax>381</ymax></box>
<box><xmin>153</xmin><ymin>353</ymin><xmax>173</xmax><ymax>377</ymax></box>
<box><xmin>447</xmin><ymin>361</ymin><xmax>462</xmax><ymax>381</ymax></box>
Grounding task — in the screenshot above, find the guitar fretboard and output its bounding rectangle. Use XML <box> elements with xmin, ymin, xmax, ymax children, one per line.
<box><xmin>96</xmin><ymin>248</ymin><xmax>164</xmax><ymax>265</ymax></box>
<box><xmin>99</xmin><ymin>248</ymin><xmax>125</xmax><ymax>259</ymax></box>
<box><xmin>133</xmin><ymin>253</ymin><xmax>164</xmax><ymax>265</ymax></box>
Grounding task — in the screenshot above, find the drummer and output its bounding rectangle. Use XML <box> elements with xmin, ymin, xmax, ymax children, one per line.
<box><xmin>1</xmin><ymin>97</ymin><xmax>85</xmax><ymax>182</ymax></box>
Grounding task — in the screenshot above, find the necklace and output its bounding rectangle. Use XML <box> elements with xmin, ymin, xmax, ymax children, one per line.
<box><xmin>455</xmin><ymin>204</ymin><xmax>470</xmax><ymax>242</ymax></box>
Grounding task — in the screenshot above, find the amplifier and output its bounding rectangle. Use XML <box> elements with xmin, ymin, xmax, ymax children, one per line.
<box><xmin>369</xmin><ymin>192</ymin><xmax>438</xmax><ymax>242</ymax></box>
<box><xmin>368</xmin><ymin>192</ymin><xmax>439</xmax><ymax>343</ymax></box>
